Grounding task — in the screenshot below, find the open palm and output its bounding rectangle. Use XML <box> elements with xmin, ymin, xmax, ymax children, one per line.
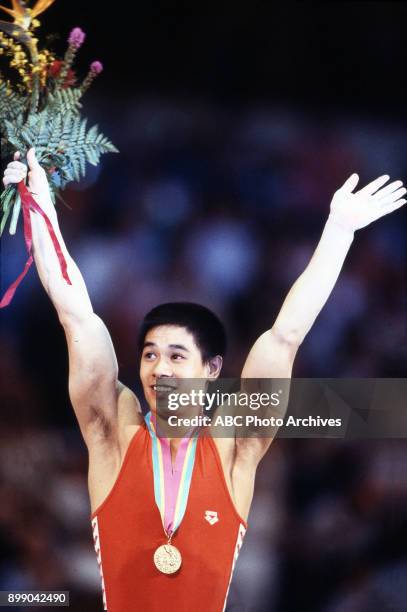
<box><xmin>330</xmin><ymin>173</ymin><xmax>406</xmax><ymax>231</ymax></box>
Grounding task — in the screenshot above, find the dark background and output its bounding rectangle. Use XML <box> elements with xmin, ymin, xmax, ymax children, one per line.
<box><xmin>43</xmin><ymin>1</ymin><xmax>407</xmax><ymax>114</ymax></box>
<box><xmin>1</xmin><ymin>2</ymin><xmax>407</xmax><ymax>611</ymax></box>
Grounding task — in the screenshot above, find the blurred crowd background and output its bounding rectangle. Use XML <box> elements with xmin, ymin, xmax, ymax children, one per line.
<box><xmin>1</xmin><ymin>3</ymin><xmax>407</xmax><ymax>611</ymax></box>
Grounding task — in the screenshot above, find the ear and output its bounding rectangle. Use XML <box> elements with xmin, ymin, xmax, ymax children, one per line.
<box><xmin>206</xmin><ymin>355</ymin><xmax>223</xmax><ymax>380</ymax></box>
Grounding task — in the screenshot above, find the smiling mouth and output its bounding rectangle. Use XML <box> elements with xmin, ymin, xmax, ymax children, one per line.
<box><xmin>151</xmin><ymin>384</ymin><xmax>177</xmax><ymax>393</ymax></box>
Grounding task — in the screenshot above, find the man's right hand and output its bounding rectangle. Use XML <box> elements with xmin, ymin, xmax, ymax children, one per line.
<box><xmin>3</xmin><ymin>148</ymin><xmax>56</xmax><ymax>218</ymax></box>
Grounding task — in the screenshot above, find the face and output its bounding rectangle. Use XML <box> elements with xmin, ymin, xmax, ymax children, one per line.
<box><xmin>140</xmin><ymin>325</ymin><xmax>222</xmax><ymax>414</ymax></box>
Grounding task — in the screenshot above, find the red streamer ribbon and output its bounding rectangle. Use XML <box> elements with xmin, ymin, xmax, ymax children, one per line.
<box><xmin>0</xmin><ymin>181</ymin><xmax>71</xmax><ymax>308</ymax></box>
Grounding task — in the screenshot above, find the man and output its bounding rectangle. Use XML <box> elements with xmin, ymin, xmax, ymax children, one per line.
<box><xmin>3</xmin><ymin>148</ymin><xmax>406</xmax><ymax>611</ymax></box>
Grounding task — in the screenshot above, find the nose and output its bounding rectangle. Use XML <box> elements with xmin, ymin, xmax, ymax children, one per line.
<box><xmin>152</xmin><ymin>357</ymin><xmax>174</xmax><ymax>378</ymax></box>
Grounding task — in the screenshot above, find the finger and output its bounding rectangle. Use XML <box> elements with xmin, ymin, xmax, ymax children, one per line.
<box><xmin>339</xmin><ymin>173</ymin><xmax>359</xmax><ymax>193</ymax></box>
<box><xmin>372</xmin><ymin>180</ymin><xmax>403</xmax><ymax>199</ymax></box>
<box><xmin>377</xmin><ymin>187</ymin><xmax>407</xmax><ymax>205</ymax></box>
<box><xmin>4</xmin><ymin>168</ymin><xmax>25</xmax><ymax>179</ymax></box>
<box><xmin>26</xmin><ymin>147</ymin><xmax>40</xmax><ymax>170</ymax></box>
<box><xmin>3</xmin><ymin>172</ymin><xmax>24</xmax><ymax>185</ymax></box>
<box><xmin>379</xmin><ymin>198</ymin><xmax>406</xmax><ymax>216</ymax></box>
<box><xmin>6</xmin><ymin>161</ymin><xmax>27</xmax><ymax>172</ymax></box>
<box><xmin>4</xmin><ymin>166</ymin><xmax>26</xmax><ymax>178</ymax></box>
<box><xmin>358</xmin><ymin>175</ymin><xmax>390</xmax><ymax>196</ymax></box>
<box><xmin>14</xmin><ymin>151</ymin><xmax>20</xmax><ymax>161</ymax></box>
<box><xmin>3</xmin><ymin>174</ymin><xmax>20</xmax><ymax>186</ymax></box>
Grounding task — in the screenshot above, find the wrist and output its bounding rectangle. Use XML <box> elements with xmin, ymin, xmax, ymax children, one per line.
<box><xmin>30</xmin><ymin>193</ymin><xmax>57</xmax><ymax>222</ymax></box>
<box><xmin>327</xmin><ymin>212</ymin><xmax>356</xmax><ymax>237</ymax></box>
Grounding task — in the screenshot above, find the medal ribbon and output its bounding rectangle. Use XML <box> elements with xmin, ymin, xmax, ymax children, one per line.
<box><xmin>0</xmin><ymin>181</ymin><xmax>71</xmax><ymax>308</ymax></box>
<box><xmin>146</xmin><ymin>412</ymin><xmax>198</xmax><ymax>538</ymax></box>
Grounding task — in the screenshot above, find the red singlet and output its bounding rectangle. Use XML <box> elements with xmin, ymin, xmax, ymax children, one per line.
<box><xmin>91</xmin><ymin>421</ymin><xmax>247</xmax><ymax>611</ymax></box>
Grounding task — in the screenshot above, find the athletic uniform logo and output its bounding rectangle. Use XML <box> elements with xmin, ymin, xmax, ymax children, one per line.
<box><xmin>204</xmin><ymin>510</ymin><xmax>219</xmax><ymax>525</ymax></box>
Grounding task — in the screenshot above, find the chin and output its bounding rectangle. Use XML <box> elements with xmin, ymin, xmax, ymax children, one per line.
<box><xmin>144</xmin><ymin>392</ymin><xmax>170</xmax><ymax>417</ymax></box>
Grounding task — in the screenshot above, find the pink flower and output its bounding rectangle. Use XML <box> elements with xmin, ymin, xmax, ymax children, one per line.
<box><xmin>90</xmin><ymin>61</ymin><xmax>103</xmax><ymax>74</ymax></box>
<box><xmin>68</xmin><ymin>27</ymin><xmax>86</xmax><ymax>49</ymax></box>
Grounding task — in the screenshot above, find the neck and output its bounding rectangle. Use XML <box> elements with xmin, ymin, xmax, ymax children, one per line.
<box><xmin>169</xmin><ymin>437</ymin><xmax>182</xmax><ymax>449</ymax></box>
<box><xmin>149</xmin><ymin>408</ymin><xmax>204</xmax><ymax>441</ymax></box>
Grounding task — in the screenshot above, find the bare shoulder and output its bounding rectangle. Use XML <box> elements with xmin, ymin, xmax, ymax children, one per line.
<box><xmin>208</xmin><ymin>405</ymin><xmax>263</xmax><ymax>522</ymax></box>
<box><xmin>210</xmin><ymin>432</ymin><xmax>256</xmax><ymax>523</ymax></box>
<box><xmin>211</xmin><ymin>434</ymin><xmax>235</xmax><ymax>472</ymax></box>
<box><xmin>116</xmin><ymin>382</ymin><xmax>145</xmax><ymax>453</ymax></box>
<box><xmin>87</xmin><ymin>382</ymin><xmax>144</xmax><ymax>513</ymax></box>
<box><xmin>210</xmin><ymin>427</ymin><xmax>260</xmax><ymax>477</ymax></box>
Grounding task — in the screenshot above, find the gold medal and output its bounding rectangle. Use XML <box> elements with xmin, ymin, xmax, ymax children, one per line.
<box><xmin>146</xmin><ymin>413</ymin><xmax>197</xmax><ymax>576</ymax></box>
<box><xmin>154</xmin><ymin>542</ymin><xmax>182</xmax><ymax>574</ymax></box>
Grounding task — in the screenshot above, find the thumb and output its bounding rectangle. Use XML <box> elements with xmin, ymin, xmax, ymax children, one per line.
<box><xmin>340</xmin><ymin>173</ymin><xmax>359</xmax><ymax>193</ymax></box>
<box><xmin>26</xmin><ymin>147</ymin><xmax>40</xmax><ymax>170</ymax></box>
<box><xmin>14</xmin><ymin>151</ymin><xmax>20</xmax><ymax>161</ymax></box>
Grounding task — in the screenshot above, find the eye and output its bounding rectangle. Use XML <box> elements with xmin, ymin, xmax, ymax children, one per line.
<box><xmin>143</xmin><ymin>351</ymin><xmax>156</xmax><ymax>360</ymax></box>
<box><xmin>171</xmin><ymin>353</ymin><xmax>185</xmax><ymax>361</ymax></box>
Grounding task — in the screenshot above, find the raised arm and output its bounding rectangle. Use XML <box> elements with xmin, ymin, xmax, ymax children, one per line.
<box><xmin>240</xmin><ymin>173</ymin><xmax>406</xmax><ymax>460</ymax></box>
<box><xmin>3</xmin><ymin>149</ymin><xmax>141</xmax><ymax>450</ymax></box>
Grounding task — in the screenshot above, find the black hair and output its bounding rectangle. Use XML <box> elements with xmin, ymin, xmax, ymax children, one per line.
<box><xmin>137</xmin><ymin>302</ymin><xmax>227</xmax><ymax>363</ymax></box>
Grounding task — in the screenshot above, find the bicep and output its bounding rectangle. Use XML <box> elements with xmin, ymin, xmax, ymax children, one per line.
<box><xmin>237</xmin><ymin>327</ymin><xmax>299</xmax><ymax>464</ymax></box>
<box><xmin>241</xmin><ymin>327</ymin><xmax>299</xmax><ymax>379</ymax></box>
<box><xmin>63</xmin><ymin>313</ymin><xmax>119</xmax><ymax>441</ymax></box>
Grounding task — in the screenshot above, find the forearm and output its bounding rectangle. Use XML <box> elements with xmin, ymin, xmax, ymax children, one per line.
<box><xmin>272</xmin><ymin>216</ymin><xmax>354</xmax><ymax>345</ymax></box>
<box><xmin>241</xmin><ymin>172</ymin><xmax>404</xmax><ymax>386</ymax></box>
<box><xmin>30</xmin><ymin>206</ymin><xmax>93</xmax><ymax>323</ymax></box>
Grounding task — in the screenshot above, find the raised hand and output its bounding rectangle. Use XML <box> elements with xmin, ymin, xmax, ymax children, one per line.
<box><xmin>329</xmin><ymin>173</ymin><xmax>406</xmax><ymax>232</ymax></box>
<box><xmin>3</xmin><ymin>148</ymin><xmax>55</xmax><ymax>217</ymax></box>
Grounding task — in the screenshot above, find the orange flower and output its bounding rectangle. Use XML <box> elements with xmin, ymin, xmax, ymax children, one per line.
<box><xmin>0</xmin><ymin>0</ymin><xmax>56</xmax><ymax>26</ymax></box>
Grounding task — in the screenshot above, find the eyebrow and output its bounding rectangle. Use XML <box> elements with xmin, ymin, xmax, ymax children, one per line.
<box><xmin>143</xmin><ymin>342</ymin><xmax>190</xmax><ymax>352</ymax></box>
<box><xmin>169</xmin><ymin>344</ymin><xmax>190</xmax><ymax>352</ymax></box>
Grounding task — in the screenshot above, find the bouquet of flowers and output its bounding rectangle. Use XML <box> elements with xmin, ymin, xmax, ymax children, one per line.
<box><xmin>0</xmin><ymin>0</ymin><xmax>118</xmax><ymax>236</ymax></box>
